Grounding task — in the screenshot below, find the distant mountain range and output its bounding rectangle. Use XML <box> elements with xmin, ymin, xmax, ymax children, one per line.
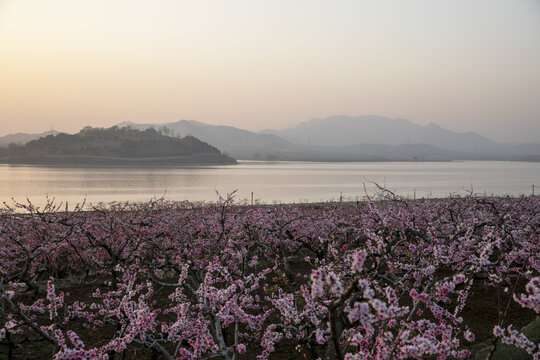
<box><xmin>261</xmin><ymin>115</ymin><xmax>540</xmax><ymax>158</ymax></box>
<box><xmin>116</xmin><ymin>117</ymin><xmax>540</xmax><ymax>161</ymax></box>
<box><xmin>0</xmin><ymin>130</ymin><xmax>59</xmax><ymax>147</ymax></box>
<box><xmin>0</xmin><ymin>126</ymin><xmax>236</xmax><ymax>166</ymax></box>
<box><xmin>120</xmin><ymin>120</ymin><xmax>456</xmax><ymax>161</ymax></box>
<box><xmin>1</xmin><ymin>116</ymin><xmax>539</xmax><ymax>162</ymax></box>
<box><xmin>262</xmin><ymin>116</ymin><xmax>492</xmax><ymax>152</ymax></box>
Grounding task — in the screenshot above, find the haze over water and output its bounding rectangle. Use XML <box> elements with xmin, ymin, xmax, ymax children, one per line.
<box><xmin>1</xmin><ymin>161</ymin><xmax>538</xmax><ymax>209</ymax></box>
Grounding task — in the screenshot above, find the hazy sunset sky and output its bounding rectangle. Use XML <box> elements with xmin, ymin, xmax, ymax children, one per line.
<box><xmin>1</xmin><ymin>0</ymin><xmax>539</xmax><ymax>142</ymax></box>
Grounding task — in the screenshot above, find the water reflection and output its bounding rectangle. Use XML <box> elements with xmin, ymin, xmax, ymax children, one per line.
<box><xmin>0</xmin><ymin>161</ymin><xmax>538</xmax><ymax>208</ymax></box>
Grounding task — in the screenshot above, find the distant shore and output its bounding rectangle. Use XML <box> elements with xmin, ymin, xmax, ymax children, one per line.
<box><xmin>0</xmin><ymin>154</ymin><xmax>237</xmax><ymax>167</ymax></box>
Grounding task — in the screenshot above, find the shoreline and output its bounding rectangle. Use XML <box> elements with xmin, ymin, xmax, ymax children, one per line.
<box><xmin>3</xmin><ymin>193</ymin><xmax>537</xmax><ymax>216</ymax></box>
<box><xmin>0</xmin><ymin>153</ymin><xmax>237</xmax><ymax>167</ymax></box>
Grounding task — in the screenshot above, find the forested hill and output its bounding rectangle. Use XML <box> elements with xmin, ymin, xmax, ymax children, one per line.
<box><xmin>0</xmin><ymin>126</ymin><xmax>237</xmax><ymax>165</ymax></box>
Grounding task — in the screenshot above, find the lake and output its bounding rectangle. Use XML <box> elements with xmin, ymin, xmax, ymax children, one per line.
<box><xmin>0</xmin><ymin>161</ymin><xmax>538</xmax><ymax>209</ymax></box>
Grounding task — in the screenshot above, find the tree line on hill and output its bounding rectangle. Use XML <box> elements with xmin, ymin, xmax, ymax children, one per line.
<box><xmin>0</xmin><ymin>126</ymin><xmax>236</xmax><ymax>165</ymax></box>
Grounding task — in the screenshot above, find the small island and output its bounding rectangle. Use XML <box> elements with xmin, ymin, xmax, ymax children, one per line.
<box><xmin>0</xmin><ymin>126</ymin><xmax>237</xmax><ymax>166</ymax></box>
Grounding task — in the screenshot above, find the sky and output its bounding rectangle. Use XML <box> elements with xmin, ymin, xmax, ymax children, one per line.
<box><xmin>0</xmin><ymin>0</ymin><xmax>539</xmax><ymax>143</ymax></box>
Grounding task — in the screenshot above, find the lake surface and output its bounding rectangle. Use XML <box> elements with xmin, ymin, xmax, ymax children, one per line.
<box><xmin>0</xmin><ymin>161</ymin><xmax>538</xmax><ymax>209</ymax></box>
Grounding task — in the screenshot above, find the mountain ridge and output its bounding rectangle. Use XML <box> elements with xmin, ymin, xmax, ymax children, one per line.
<box><xmin>260</xmin><ymin>115</ymin><xmax>498</xmax><ymax>153</ymax></box>
<box><xmin>0</xmin><ymin>130</ymin><xmax>59</xmax><ymax>147</ymax></box>
<box><xmin>1</xmin><ymin>116</ymin><xmax>538</xmax><ymax>162</ymax></box>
